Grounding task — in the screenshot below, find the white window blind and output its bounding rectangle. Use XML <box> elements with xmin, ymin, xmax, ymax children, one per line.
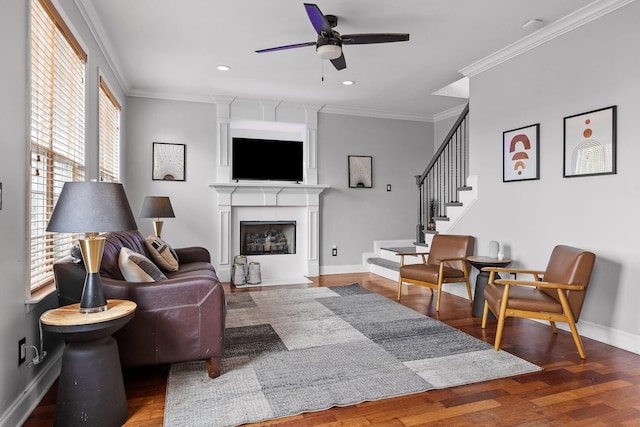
<box><xmin>30</xmin><ymin>0</ymin><xmax>86</xmax><ymax>291</ymax></box>
<box><xmin>99</xmin><ymin>76</ymin><xmax>121</xmax><ymax>182</ymax></box>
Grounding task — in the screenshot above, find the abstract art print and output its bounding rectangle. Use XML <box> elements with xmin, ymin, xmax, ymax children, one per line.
<box><xmin>153</xmin><ymin>142</ymin><xmax>186</xmax><ymax>181</ymax></box>
<box><xmin>563</xmin><ymin>106</ymin><xmax>616</xmax><ymax>177</ymax></box>
<box><xmin>503</xmin><ymin>123</ymin><xmax>540</xmax><ymax>182</ymax></box>
<box><xmin>348</xmin><ymin>155</ymin><xmax>372</xmax><ymax>188</ymax></box>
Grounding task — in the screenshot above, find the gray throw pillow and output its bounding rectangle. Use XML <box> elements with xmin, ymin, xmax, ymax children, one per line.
<box><xmin>118</xmin><ymin>247</ymin><xmax>167</xmax><ymax>282</ymax></box>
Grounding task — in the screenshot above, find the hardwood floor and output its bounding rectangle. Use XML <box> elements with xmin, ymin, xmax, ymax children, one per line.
<box><xmin>24</xmin><ymin>273</ymin><xmax>640</xmax><ymax>426</ymax></box>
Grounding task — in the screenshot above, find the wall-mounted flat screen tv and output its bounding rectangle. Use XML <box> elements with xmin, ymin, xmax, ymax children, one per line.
<box><xmin>232</xmin><ymin>137</ymin><xmax>303</xmax><ymax>182</ymax></box>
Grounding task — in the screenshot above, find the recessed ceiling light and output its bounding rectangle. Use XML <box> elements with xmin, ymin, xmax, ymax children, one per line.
<box><xmin>217</xmin><ymin>65</ymin><xmax>231</xmax><ymax>71</ymax></box>
<box><xmin>342</xmin><ymin>80</ymin><xmax>355</xmax><ymax>86</ymax></box>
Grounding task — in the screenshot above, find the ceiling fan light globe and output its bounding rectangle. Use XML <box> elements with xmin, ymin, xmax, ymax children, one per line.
<box><xmin>317</xmin><ymin>44</ymin><xmax>342</xmax><ymax>60</ymax></box>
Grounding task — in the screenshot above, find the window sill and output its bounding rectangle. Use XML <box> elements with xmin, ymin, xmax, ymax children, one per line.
<box><xmin>25</xmin><ymin>283</ymin><xmax>57</xmax><ymax>309</ymax></box>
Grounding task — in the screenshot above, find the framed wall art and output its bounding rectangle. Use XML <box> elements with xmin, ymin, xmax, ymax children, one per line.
<box><xmin>563</xmin><ymin>105</ymin><xmax>616</xmax><ymax>177</ymax></box>
<box><xmin>152</xmin><ymin>142</ymin><xmax>186</xmax><ymax>181</ymax></box>
<box><xmin>348</xmin><ymin>155</ymin><xmax>372</xmax><ymax>188</ymax></box>
<box><xmin>503</xmin><ymin>123</ymin><xmax>540</xmax><ymax>182</ymax></box>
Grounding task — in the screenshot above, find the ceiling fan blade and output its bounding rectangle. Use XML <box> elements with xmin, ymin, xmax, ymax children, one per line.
<box><xmin>341</xmin><ymin>33</ymin><xmax>410</xmax><ymax>45</ymax></box>
<box><xmin>304</xmin><ymin>3</ymin><xmax>332</xmax><ymax>35</ymax></box>
<box><xmin>331</xmin><ymin>53</ymin><xmax>347</xmax><ymax>70</ymax></box>
<box><xmin>256</xmin><ymin>41</ymin><xmax>316</xmax><ymax>53</ymax></box>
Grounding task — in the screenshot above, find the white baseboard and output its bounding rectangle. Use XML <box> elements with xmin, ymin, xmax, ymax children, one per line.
<box><xmin>320</xmin><ymin>264</ymin><xmax>368</xmax><ymax>276</ymax></box>
<box><xmin>0</xmin><ymin>349</ymin><xmax>62</xmax><ymax>427</ymax></box>
<box><xmin>543</xmin><ymin>319</ymin><xmax>640</xmax><ymax>356</ymax></box>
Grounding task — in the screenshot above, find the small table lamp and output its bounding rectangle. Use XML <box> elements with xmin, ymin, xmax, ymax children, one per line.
<box><xmin>46</xmin><ymin>182</ymin><xmax>138</xmax><ymax>313</ymax></box>
<box><xmin>139</xmin><ymin>196</ymin><xmax>175</xmax><ymax>237</ymax></box>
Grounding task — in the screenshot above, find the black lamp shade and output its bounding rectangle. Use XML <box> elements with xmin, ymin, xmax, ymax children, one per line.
<box><xmin>139</xmin><ymin>196</ymin><xmax>175</xmax><ymax>218</ymax></box>
<box><xmin>47</xmin><ymin>182</ymin><xmax>138</xmax><ymax>234</ymax></box>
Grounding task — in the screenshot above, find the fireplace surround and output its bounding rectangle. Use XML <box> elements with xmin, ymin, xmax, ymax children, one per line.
<box><xmin>210</xmin><ymin>182</ymin><xmax>329</xmax><ymax>284</ymax></box>
<box><xmin>210</xmin><ymin>98</ymin><xmax>327</xmax><ymax>283</ymax></box>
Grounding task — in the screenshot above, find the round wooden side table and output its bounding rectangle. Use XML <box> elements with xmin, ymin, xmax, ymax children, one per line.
<box><xmin>41</xmin><ymin>299</ymin><xmax>136</xmax><ymax>427</ymax></box>
<box><xmin>467</xmin><ymin>256</ymin><xmax>511</xmax><ymax>317</ymax></box>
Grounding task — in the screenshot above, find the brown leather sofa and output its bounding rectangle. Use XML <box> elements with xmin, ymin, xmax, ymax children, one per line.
<box><xmin>53</xmin><ymin>230</ymin><xmax>226</xmax><ymax>378</ymax></box>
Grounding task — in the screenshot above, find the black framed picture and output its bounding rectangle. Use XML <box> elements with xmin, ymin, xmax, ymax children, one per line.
<box><xmin>152</xmin><ymin>142</ymin><xmax>186</xmax><ymax>181</ymax></box>
<box><xmin>563</xmin><ymin>105</ymin><xmax>616</xmax><ymax>177</ymax></box>
<box><xmin>503</xmin><ymin>123</ymin><xmax>540</xmax><ymax>182</ymax></box>
<box><xmin>348</xmin><ymin>155</ymin><xmax>372</xmax><ymax>188</ymax></box>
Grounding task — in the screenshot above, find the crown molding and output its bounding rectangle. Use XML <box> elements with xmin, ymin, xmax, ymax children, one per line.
<box><xmin>460</xmin><ymin>0</ymin><xmax>636</xmax><ymax>78</ymax></box>
<box><xmin>319</xmin><ymin>104</ymin><xmax>433</xmax><ymax>122</ymax></box>
<box><xmin>128</xmin><ymin>89</ymin><xmax>218</xmax><ymax>104</ymax></box>
<box><xmin>432</xmin><ymin>104</ymin><xmax>467</xmax><ymax>122</ymax></box>
<box><xmin>74</xmin><ymin>0</ymin><xmax>129</xmax><ymax>93</ymax></box>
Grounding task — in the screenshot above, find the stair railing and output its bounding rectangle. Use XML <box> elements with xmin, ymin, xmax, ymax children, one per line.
<box><xmin>415</xmin><ymin>104</ymin><xmax>469</xmax><ymax>243</ymax></box>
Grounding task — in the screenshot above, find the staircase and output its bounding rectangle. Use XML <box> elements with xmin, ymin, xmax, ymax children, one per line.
<box><xmin>366</xmin><ymin>104</ymin><xmax>477</xmax><ymax>292</ymax></box>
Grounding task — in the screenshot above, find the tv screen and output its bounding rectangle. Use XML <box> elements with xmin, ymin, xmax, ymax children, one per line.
<box><xmin>232</xmin><ymin>138</ymin><xmax>303</xmax><ymax>182</ymax></box>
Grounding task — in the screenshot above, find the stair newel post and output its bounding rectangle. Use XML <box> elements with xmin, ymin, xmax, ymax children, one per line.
<box><xmin>415</xmin><ymin>174</ymin><xmax>424</xmax><ymax>243</ymax></box>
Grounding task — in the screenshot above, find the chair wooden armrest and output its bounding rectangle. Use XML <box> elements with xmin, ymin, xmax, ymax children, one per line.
<box><xmin>482</xmin><ymin>266</ymin><xmax>545</xmax><ymax>275</ymax></box>
<box><xmin>437</xmin><ymin>256</ymin><xmax>469</xmax><ymax>262</ymax></box>
<box><xmin>493</xmin><ymin>278</ymin><xmax>585</xmax><ymax>291</ymax></box>
<box><xmin>396</xmin><ymin>252</ymin><xmax>427</xmax><ymax>267</ymax></box>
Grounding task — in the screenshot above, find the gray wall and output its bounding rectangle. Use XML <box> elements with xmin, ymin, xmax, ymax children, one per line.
<box><xmin>124</xmin><ymin>97</ymin><xmax>219</xmax><ymax>251</ymax></box>
<box><xmin>122</xmin><ymin>100</ymin><xmax>434</xmax><ymax>272</ymax></box>
<box><xmin>318</xmin><ymin>113</ymin><xmax>434</xmax><ymax>268</ymax></box>
<box><xmin>0</xmin><ymin>0</ymin><xmax>126</xmax><ymax>425</ymax></box>
<box><xmin>452</xmin><ymin>1</ymin><xmax>640</xmax><ymax>344</ymax></box>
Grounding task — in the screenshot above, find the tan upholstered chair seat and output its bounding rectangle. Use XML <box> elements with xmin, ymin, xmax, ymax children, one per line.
<box><xmin>400</xmin><ymin>264</ymin><xmax>465</xmax><ymax>283</ymax></box>
<box><xmin>484</xmin><ymin>284</ymin><xmax>564</xmax><ymax>314</ymax></box>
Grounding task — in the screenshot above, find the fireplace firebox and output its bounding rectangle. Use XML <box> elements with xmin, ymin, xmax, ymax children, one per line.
<box><xmin>240</xmin><ymin>221</ymin><xmax>296</xmax><ymax>255</ymax></box>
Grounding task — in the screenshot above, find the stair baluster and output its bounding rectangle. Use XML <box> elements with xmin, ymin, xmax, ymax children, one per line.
<box><xmin>416</xmin><ymin>104</ymin><xmax>469</xmax><ymax>242</ymax></box>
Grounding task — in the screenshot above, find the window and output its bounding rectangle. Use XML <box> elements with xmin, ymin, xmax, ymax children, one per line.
<box><xmin>99</xmin><ymin>76</ymin><xmax>121</xmax><ymax>182</ymax></box>
<box><xmin>30</xmin><ymin>0</ymin><xmax>86</xmax><ymax>291</ymax></box>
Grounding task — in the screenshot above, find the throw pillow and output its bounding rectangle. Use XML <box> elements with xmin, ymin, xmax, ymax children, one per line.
<box><xmin>70</xmin><ymin>242</ymin><xmax>83</xmax><ymax>264</ymax></box>
<box><xmin>144</xmin><ymin>236</ymin><xmax>179</xmax><ymax>272</ymax></box>
<box><xmin>119</xmin><ymin>247</ymin><xmax>167</xmax><ymax>282</ymax></box>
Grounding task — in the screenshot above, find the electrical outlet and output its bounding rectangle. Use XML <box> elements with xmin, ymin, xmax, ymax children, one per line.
<box><xmin>332</xmin><ymin>245</ymin><xmax>337</xmax><ymax>256</ymax></box>
<box><xmin>18</xmin><ymin>338</ymin><xmax>26</xmax><ymax>366</ymax></box>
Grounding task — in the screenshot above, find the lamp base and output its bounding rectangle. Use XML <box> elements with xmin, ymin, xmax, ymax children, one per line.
<box><xmin>153</xmin><ymin>220</ymin><xmax>164</xmax><ymax>237</ymax></box>
<box><xmin>80</xmin><ymin>272</ymin><xmax>108</xmax><ymax>313</ymax></box>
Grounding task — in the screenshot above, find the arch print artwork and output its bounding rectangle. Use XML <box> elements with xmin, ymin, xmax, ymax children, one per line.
<box><xmin>153</xmin><ymin>142</ymin><xmax>186</xmax><ymax>181</ymax></box>
<box><xmin>503</xmin><ymin>123</ymin><xmax>540</xmax><ymax>182</ymax></box>
<box><xmin>563</xmin><ymin>106</ymin><xmax>616</xmax><ymax>178</ymax></box>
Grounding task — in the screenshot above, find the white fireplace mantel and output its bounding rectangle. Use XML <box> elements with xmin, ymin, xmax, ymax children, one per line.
<box><xmin>209</xmin><ymin>182</ymin><xmax>329</xmax><ymax>207</ymax></box>
<box><xmin>209</xmin><ymin>182</ymin><xmax>329</xmax><ymax>283</ymax></box>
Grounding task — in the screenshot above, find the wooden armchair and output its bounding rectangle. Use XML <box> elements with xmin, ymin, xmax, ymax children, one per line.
<box><xmin>482</xmin><ymin>245</ymin><xmax>595</xmax><ymax>359</ymax></box>
<box><xmin>397</xmin><ymin>234</ymin><xmax>474</xmax><ymax>311</ymax></box>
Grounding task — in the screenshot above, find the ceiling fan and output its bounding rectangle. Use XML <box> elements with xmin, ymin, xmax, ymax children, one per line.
<box><xmin>255</xmin><ymin>3</ymin><xmax>410</xmax><ymax>70</ymax></box>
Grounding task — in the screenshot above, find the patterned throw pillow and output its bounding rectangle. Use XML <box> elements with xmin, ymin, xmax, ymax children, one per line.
<box><xmin>118</xmin><ymin>247</ymin><xmax>167</xmax><ymax>282</ymax></box>
<box><xmin>144</xmin><ymin>236</ymin><xmax>179</xmax><ymax>272</ymax></box>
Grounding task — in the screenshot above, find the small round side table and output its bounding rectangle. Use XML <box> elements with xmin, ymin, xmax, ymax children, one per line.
<box><xmin>41</xmin><ymin>299</ymin><xmax>136</xmax><ymax>427</ymax></box>
<box><xmin>467</xmin><ymin>256</ymin><xmax>511</xmax><ymax>317</ymax></box>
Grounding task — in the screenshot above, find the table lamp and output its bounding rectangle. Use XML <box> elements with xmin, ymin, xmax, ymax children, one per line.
<box><xmin>46</xmin><ymin>182</ymin><xmax>138</xmax><ymax>313</ymax></box>
<box><xmin>139</xmin><ymin>196</ymin><xmax>175</xmax><ymax>237</ymax></box>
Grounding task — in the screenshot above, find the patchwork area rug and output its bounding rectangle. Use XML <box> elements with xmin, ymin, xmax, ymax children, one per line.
<box><xmin>164</xmin><ymin>283</ymin><xmax>541</xmax><ymax>427</ymax></box>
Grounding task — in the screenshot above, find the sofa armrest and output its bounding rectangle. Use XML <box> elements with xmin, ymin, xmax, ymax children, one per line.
<box><xmin>174</xmin><ymin>246</ymin><xmax>211</xmax><ymax>264</ymax></box>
